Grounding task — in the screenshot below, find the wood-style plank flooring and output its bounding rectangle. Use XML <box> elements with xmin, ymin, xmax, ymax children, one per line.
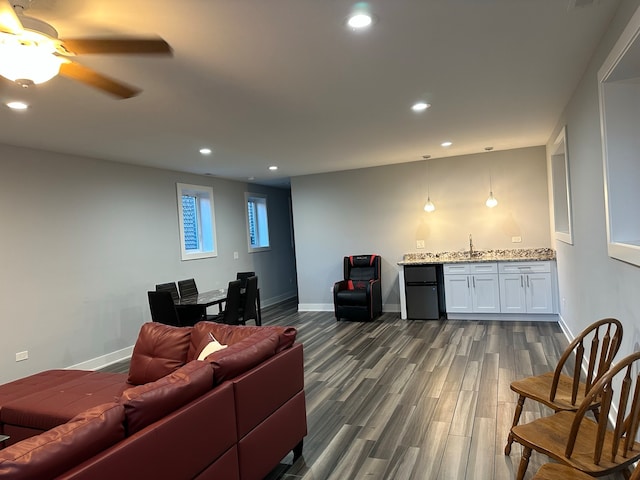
<box><xmin>103</xmin><ymin>301</ymin><xmax>621</xmax><ymax>479</ymax></box>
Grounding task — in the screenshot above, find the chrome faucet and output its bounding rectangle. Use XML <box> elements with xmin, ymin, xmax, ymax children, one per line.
<box><xmin>469</xmin><ymin>234</ymin><xmax>473</xmax><ymax>257</ymax></box>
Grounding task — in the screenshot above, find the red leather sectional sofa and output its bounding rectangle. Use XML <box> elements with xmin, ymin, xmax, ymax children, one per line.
<box><xmin>0</xmin><ymin>321</ymin><xmax>307</xmax><ymax>480</ymax></box>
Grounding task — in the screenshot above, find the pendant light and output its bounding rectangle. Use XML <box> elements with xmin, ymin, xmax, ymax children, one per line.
<box><xmin>423</xmin><ymin>155</ymin><xmax>435</xmax><ymax>212</ymax></box>
<box><xmin>485</xmin><ymin>178</ymin><xmax>498</xmax><ymax>208</ymax></box>
<box><xmin>484</xmin><ymin>147</ymin><xmax>498</xmax><ymax>208</ymax></box>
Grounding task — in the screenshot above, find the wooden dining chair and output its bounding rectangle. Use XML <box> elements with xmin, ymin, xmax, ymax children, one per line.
<box><xmin>510</xmin><ymin>350</ymin><xmax>640</xmax><ymax>480</ymax></box>
<box><xmin>532</xmin><ymin>460</ymin><xmax>640</xmax><ymax>480</ymax></box>
<box><xmin>177</xmin><ymin>278</ymin><xmax>198</xmax><ymax>298</ymax></box>
<box><xmin>505</xmin><ymin>317</ymin><xmax>623</xmax><ymax>455</ymax></box>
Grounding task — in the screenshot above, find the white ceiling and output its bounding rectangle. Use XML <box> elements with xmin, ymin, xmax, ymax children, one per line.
<box><xmin>0</xmin><ymin>0</ymin><xmax>621</xmax><ymax>187</ymax></box>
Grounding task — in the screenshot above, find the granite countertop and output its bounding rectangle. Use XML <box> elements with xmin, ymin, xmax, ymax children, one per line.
<box><xmin>398</xmin><ymin>248</ymin><xmax>556</xmax><ymax>265</ymax></box>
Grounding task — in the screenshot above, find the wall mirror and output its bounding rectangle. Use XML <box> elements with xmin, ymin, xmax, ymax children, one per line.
<box><xmin>598</xmin><ymin>6</ymin><xmax>640</xmax><ymax>266</ymax></box>
<box><xmin>550</xmin><ymin>126</ymin><xmax>573</xmax><ymax>244</ymax></box>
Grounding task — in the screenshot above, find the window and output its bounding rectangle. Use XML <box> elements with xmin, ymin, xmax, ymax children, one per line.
<box><xmin>177</xmin><ymin>183</ymin><xmax>217</xmax><ymax>260</ymax></box>
<box><xmin>598</xmin><ymin>6</ymin><xmax>640</xmax><ymax>266</ymax></box>
<box><xmin>245</xmin><ymin>192</ymin><xmax>270</xmax><ymax>252</ymax></box>
<box><xmin>550</xmin><ymin>127</ymin><xmax>573</xmax><ymax>245</ymax></box>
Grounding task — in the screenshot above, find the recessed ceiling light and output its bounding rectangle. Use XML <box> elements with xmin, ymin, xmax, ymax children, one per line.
<box><xmin>199</xmin><ymin>148</ymin><xmax>212</xmax><ymax>155</ymax></box>
<box><xmin>6</xmin><ymin>101</ymin><xmax>28</xmax><ymax>111</ymax></box>
<box><xmin>411</xmin><ymin>102</ymin><xmax>430</xmax><ymax>112</ymax></box>
<box><xmin>347</xmin><ymin>13</ymin><xmax>373</xmax><ymax>29</ymax></box>
<box><xmin>268</xmin><ymin>166</ymin><xmax>278</xmax><ymax>171</ymax></box>
<box><xmin>441</xmin><ymin>141</ymin><xmax>452</xmax><ymax>147</ymax></box>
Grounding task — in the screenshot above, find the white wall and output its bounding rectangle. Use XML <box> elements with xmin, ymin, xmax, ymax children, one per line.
<box><xmin>291</xmin><ymin>146</ymin><xmax>550</xmax><ymax>311</ymax></box>
<box><xmin>546</xmin><ymin>0</ymin><xmax>640</xmax><ymax>355</ymax></box>
<box><xmin>0</xmin><ymin>144</ymin><xmax>296</xmax><ymax>383</ymax></box>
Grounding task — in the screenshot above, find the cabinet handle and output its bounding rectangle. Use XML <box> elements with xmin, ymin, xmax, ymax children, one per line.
<box><xmin>467</xmin><ymin>276</ymin><xmax>470</xmax><ymax>288</ymax></box>
<box><xmin>473</xmin><ymin>277</ymin><xmax>476</xmax><ymax>288</ymax></box>
<box><xmin>521</xmin><ymin>275</ymin><xmax>523</xmax><ymax>288</ymax></box>
<box><xmin>527</xmin><ymin>275</ymin><xmax>530</xmax><ymax>288</ymax></box>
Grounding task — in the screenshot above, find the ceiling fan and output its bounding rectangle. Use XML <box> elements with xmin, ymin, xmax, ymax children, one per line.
<box><xmin>0</xmin><ymin>0</ymin><xmax>172</xmax><ymax>99</ymax></box>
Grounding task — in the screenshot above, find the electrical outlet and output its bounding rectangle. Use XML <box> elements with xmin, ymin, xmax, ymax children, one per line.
<box><xmin>15</xmin><ymin>351</ymin><xmax>28</xmax><ymax>362</ymax></box>
<box><xmin>233</xmin><ymin>251</ymin><xmax>239</xmax><ymax>260</ymax></box>
<box><xmin>416</xmin><ymin>240</ymin><xmax>425</xmax><ymax>249</ymax></box>
<box><xmin>511</xmin><ymin>236</ymin><xmax>522</xmax><ymax>243</ymax></box>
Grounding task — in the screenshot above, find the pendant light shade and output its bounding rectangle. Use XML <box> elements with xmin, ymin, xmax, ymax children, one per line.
<box><xmin>486</xmin><ymin>192</ymin><xmax>498</xmax><ymax>208</ymax></box>
<box><xmin>424</xmin><ymin>198</ymin><xmax>435</xmax><ymax>212</ymax></box>
<box><xmin>423</xmin><ymin>155</ymin><xmax>435</xmax><ymax>212</ymax></box>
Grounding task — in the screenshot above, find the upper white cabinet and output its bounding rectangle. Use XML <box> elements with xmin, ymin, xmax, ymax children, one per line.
<box><xmin>498</xmin><ymin>262</ymin><xmax>554</xmax><ymax>314</ymax></box>
<box><xmin>444</xmin><ymin>263</ymin><xmax>500</xmax><ymax>314</ymax></box>
<box><xmin>598</xmin><ymin>6</ymin><xmax>640</xmax><ymax>267</ymax></box>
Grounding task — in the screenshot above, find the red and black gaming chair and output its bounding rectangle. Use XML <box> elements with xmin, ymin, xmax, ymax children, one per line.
<box><xmin>333</xmin><ymin>254</ymin><xmax>382</xmax><ymax>321</ymax></box>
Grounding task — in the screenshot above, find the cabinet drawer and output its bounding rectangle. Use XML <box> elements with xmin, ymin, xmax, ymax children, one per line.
<box><xmin>498</xmin><ymin>261</ymin><xmax>551</xmax><ymax>274</ymax></box>
<box><xmin>444</xmin><ymin>263</ymin><xmax>470</xmax><ymax>275</ymax></box>
<box><xmin>470</xmin><ymin>262</ymin><xmax>497</xmax><ymax>274</ymax></box>
<box><xmin>444</xmin><ymin>262</ymin><xmax>498</xmax><ymax>275</ymax></box>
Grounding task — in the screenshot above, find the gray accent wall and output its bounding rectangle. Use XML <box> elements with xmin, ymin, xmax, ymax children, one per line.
<box><xmin>0</xmin><ymin>144</ymin><xmax>296</xmax><ymax>383</ymax></box>
<box><xmin>291</xmin><ymin>146</ymin><xmax>550</xmax><ymax>312</ymax></box>
<box><xmin>546</xmin><ymin>0</ymin><xmax>640</xmax><ymax>357</ymax></box>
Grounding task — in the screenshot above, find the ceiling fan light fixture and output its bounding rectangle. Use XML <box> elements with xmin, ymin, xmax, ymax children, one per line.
<box><xmin>0</xmin><ymin>36</ymin><xmax>63</xmax><ymax>85</ymax></box>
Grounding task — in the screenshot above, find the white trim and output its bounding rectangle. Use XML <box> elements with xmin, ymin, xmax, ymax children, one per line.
<box><xmin>177</xmin><ymin>183</ymin><xmax>218</xmax><ymax>261</ymax></box>
<box><xmin>597</xmin><ymin>5</ymin><xmax>640</xmax><ymax>267</ymax></box>
<box><xmin>65</xmin><ymin>345</ymin><xmax>133</xmax><ymax>371</ymax></box>
<box><xmin>297</xmin><ymin>303</ymin><xmax>399</xmax><ymax>313</ymax></box>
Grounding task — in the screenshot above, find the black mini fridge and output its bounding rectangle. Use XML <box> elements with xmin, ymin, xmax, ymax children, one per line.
<box><xmin>404</xmin><ymin>264</ymin><xmax>445</xmax><ymax>320</ymax></box>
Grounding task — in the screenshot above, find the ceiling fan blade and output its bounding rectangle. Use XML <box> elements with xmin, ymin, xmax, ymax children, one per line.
<box><xmin>59</xmin><ymin>61</ymin><xmax>141</xmax><ymax>99</ymax></box>
<box><xmin>59</xmin><ymin>38</ymin><xmax>172</xmax><ymax>56</ymax></box>
<box><xmin>0</xmin><ymin>0</ymin><xmax>23</xmax><ymax>34</ymax></box>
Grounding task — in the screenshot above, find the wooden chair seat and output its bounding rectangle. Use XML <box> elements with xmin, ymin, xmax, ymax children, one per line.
<box><xmin>532</xmin><ymin>463</ymin><xmax>598</xmax><ymax>480</ymax></box>
<box><xmin>510</xmin><ymin>372</ymin><xmax>593</xmax><ymax>411</ymax></box>
<box><xmin>513</xmin><ymin>411</ymin><xmax>640</xmax><ymax>477</ymax></box>
<box><xmin>534</xmin><ymin>460</ymin><xmax>640</xmax><ymax>480</ymax></box>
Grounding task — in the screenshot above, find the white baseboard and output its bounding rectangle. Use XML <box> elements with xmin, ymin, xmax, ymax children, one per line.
<box><xmin>66</xmin><ymin>345</ymin><xmax>134</xmax><ymax>371</ymax></box>
<box><xmin>298</xmin><ymin>303</ymin><xmax>400</xmax><ymax>313</ymax></box>
<box><xmin>262</xmin><ymin>291</ymin><xmax>297</xmax><ymax>308</ymax></box>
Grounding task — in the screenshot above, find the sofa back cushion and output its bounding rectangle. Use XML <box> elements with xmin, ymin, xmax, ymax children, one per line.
<box><xmin>121</xmin><ymin>360</ymin><xmax>213</xmax><ymax>435</ymax></box>
<box><xmin>0</xmin><ymin>402</ymin><xmax>124</xmax><ymax>480</ymax></box>
<box><xmin>187</xmin><ymin>323</ymin><xmax>297</xmax><ymax>361</ymax></box>
<box><xmin>128</xmin><ymin>323</ymin><xmax>193</xmax><ymax>385</ymax></box>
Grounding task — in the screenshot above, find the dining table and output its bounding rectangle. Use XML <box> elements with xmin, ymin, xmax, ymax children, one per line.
<box><xmin>175</xmin><ymin>288</ymin><xmax>227</xmax><ymax>313</ymax></box>
<box><xmin>174</xmin><ymin>287</ymin><xmax>262</xmax><ymax>325</ymax></box>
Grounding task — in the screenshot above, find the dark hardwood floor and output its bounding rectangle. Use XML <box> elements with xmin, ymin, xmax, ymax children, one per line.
<box><xmin>103</xmin><ymin>301</ymin><xmax>618</xmax><ymax>479</ymax></box>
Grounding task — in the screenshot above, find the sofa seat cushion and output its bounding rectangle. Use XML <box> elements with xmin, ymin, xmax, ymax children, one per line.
<box><xmin>187</xmin><ymin>323</ymin><xmax>297</xmax><ymax>361</ymax></box>
<box><xmin>0</xmin><ymin>402</ymin><xmax>125</xmax><ymax>480</ymax></box>
<box><xmin>335</xmin><ymin>288</ymin><xmax>368</xmax><ymax>306</ymax></box>
<box><xmin>128</xmin><ymin>323</ymin><xmax>193</xmax><ymax>385</ymax></box>
<box><xmin>0</xmin><ymin>370</ymin><xmax>94</xmax><ymax>410</ymax></box>
<box><xmin>120</xmin><ymin>360</ymin><xmax>214</xmax><ymax>435</ymax></box>
<box><xmin>0</xmin><ymin>372</ymin><xmax>129</xmax><ymax>432</ymax></box>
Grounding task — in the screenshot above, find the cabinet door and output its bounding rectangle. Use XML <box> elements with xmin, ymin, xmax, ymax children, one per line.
<box><xmin>471</xmin><ymin>274</ymin><xmax>501</xmax><ymax>313</ymax></box>
<box><xmin>444</xmin><ymin>275</ymin><xmax>472</xmax><ymax>313</ymax></box>
<box><xmin>525</xmin><ymin>273</ymin><xmax>553</xmax><ymax>314</ymax></box>
<box><xmin>499</xmin><ymin>274</ymin><xmax>527</xmax><ymax>313</ymax></box>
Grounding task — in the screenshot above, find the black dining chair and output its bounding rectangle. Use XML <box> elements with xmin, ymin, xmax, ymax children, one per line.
<box><xmin>238</xmin><ymin>275</ymin><xmax>260</xmax><ymax>326</ymax></box>
<box><xmin>147</xmin><ymin>291</ymin><xmax>183</xmax><ymax>326</ymax></box>
<box><xmin>156</xmin><ymin>282</ymin><xmax>203</xmax><ymax>325</ymax></box>
<box><xmin>177</xmin><ymin>278</ymin><xmax>198</xmax><ymax>298</ymax></box>
<box><xmin>155</xmin><ymin>282</ymin><xmax>180</xmax><ymax>302</ymax></box>
<box><xmin>236</xmin><ymin>271</ymin><xmax>256</xmax><ymax>288</ymax></box>
<box><xmin>211</xmin><ymin>280</ymin><xmax>243</xmax><ymax>325</ymax></box>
